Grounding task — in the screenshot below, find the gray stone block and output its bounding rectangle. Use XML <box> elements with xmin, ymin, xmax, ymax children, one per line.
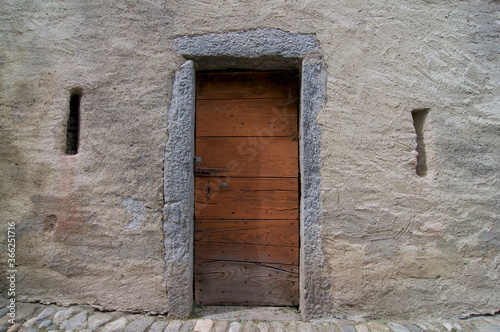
<box><xmin>285</xmin><ymin>321</ymin><xmax>299</xmax><ymax>332</ymax></box>
<box><xmin>174</xmin><ymin>29</ymin><xmax>318</xmax><ymax>59</ymax></box>
<box><xmin>163</xmin><ymin>60</ymin><xmax>196</xmax><ymax>319</ymax></box>
<box><xmin>52</xmin><ymin>308</ymin><xmax>77</xmax><ymax>324</ymax></box>
<box><xmin>214</xmin><ymin>321</ymin><xmax>228</xmax><ymax>332</ymax></box>
<box><xmin>256</xmin><ymin>322</ymin><xmax>270</xmax><ymax>332</ymax></box>
<box><xmin>165</xmin><ymin>320</ymin><xmax>184</xmax><ymax>332</ymax></box>
<box><xmin>339</xmin><ymin>324</ymin><xmax>356</xmax><ymax>332</ymax></box>
<box><xmin>0</xmin><ymin>309</ymin><xmax>8</xmax><ymax>320</ymax></box>
<box><xmin>18</xmin><ymin>328</ymin><xmax>38</xmax><ymax>332</ymax></box>
<box><xmin>14</xmin><ymin>304</ymin><xmax>41</xmax><ymax>323</ymax></box>
<box><xmin>101</xmin><ymin>317</ymin><xmax>128</xmax><ymax>332</ymax></box>
<box><xmin>87</xmin><ymin>313</ymin><xmax>113</xmax><ymax>330</ymax></box>
<box><xmin>388</xmin><ymin>323</ymin><xmax>411</xmax><ymax>332</ymax></box>
<box><xmin>269</xmin><ymin>321</ymin><xmax>285</xmax><ymax>332</ymax></box>
<box><xmin>406</xmin><ymin>323</ymin><xmax>424</xmax><ymax>332</ymax></box>
<box><xmin>228</xmin><ymin>321</ymin><xmax>243</xmax><ymax>332</ymax></box>
<box><xmin>60</xmin><ymin>311</ymin><xmax>88</xmax><ymax>331</ymax></box>
<box><xmin>194</xmin><ymin>319</ymin><xmax>214</xmax><ymax>332</ymax></box>
<box><xmin>179</xmin><ymin>320</ymin><xmax>195</xmax><ymax>332</ymax></box>
<box><xmin>37</xmin><ymin>320</ymin><xmax>52</xmax><ymax>329</ymax></box>
<box><xmin>149</xmin><ymin>320</ymin><xmax>168</xmax><ymax>332</ymax></box>
<box><xmin>124</xmin><ymin>316</ymin><xmax>155</xmax><ymax>332</ymax></box>
<box><xmin>33</xmin><ymin>307</ymin><xmax>55</xmax><ymax>322</ymax></box>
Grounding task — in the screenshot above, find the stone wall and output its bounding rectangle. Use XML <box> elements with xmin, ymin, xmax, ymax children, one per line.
<box><xmin>0</xmin><ymin>0</ymin><xmax>498</xmax><ymax>320</ymax></box>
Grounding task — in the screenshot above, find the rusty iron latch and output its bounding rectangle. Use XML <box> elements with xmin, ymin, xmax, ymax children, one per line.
<box><xmin>195</xmin><ymin>167</ymin><xmax>226</xmax><ymax>177</ymax></box>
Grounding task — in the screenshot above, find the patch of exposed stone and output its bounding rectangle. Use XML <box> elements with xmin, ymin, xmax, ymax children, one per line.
<box><xmin>0</xmin><ymin>301</ymin><xmax>499</xmax><ymax>332</ymax></box>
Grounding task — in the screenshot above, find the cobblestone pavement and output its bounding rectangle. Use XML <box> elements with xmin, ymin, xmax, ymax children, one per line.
<box><xmin>0</xmin><ymin>299</ymin><xmax>499</xmax><ymax>332</ymax></box>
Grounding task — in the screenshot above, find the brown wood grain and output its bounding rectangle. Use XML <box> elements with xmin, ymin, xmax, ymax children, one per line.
<box><xmin>194</xmin><ymin>71</ymin><xmax>299</xmax><ymax>306</ymax></box>
<box><xmin>195</xmin><ymin>219</ymin><xmax>299</xmax><ymax>246</ymax></box>
<box><xmin>195</xmin><ymin>137</ymin><xmax>298</xmax><ymax>178</ymax></box>
<box><xmin>194</xmin><ymin>260</ymin><xmax>299</xmax><ymax>306</ymax></box>
<box><xmin>197</xmin><ymin>72</ymin><xmax>298</xmax><ymax>100</ymax></box>
<box><xmin>195</xmin><ymin>178</ymin><xmax>299</xmax><ymax>220</ymax></box>
<box><xmin>195</xmin><ymin>242</ymin><xmax>298</xmax><ymax>265</ymax></box>
<box><xmin>196</xmin><ymin>98</ymin><xmax>297</xmax><ymax>137</ymax></box>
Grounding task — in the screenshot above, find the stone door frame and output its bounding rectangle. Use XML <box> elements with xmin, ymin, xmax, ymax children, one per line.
<box><xmin>163</xmin><ymin>29</ymin><xmax>330</xmax><ymax>319</ymax></box>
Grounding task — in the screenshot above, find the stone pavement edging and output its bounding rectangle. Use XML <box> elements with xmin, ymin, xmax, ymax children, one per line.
<box><xmin>0</xmin><ymin>300</ymin><xmax>499</xmax><ymax>332</ymax></box>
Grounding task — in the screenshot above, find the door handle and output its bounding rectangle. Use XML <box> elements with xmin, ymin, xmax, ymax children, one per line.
<box><xmin>195</xmin><ymin>167</ymin><xmax>226</xmax><ymax>177</ymax></box>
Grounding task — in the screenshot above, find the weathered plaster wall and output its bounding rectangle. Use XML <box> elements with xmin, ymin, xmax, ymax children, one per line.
<box><xmin>0</xmin><ymin>1</ymin><xmax>179</xmax><ymax>313</ymax></box>
<box><xmin>1</xmin><ymin>0</ymin><xmax>498</xmax><ymax>320</ymax></box>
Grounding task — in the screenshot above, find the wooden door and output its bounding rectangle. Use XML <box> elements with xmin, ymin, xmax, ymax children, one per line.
<box><xmin>194</xmin><ymin>71</ymin><xmax>299</xmax><ymax>306</ymax></box>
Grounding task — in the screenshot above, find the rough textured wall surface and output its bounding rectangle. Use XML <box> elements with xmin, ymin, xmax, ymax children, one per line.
<box><xmin>0</xmin><ymin>1</ymin><xmax>179</xmax><ymax>313</ymax></box>
<box><xmin>1</xmin><ymin>0</ymin><xmax>498</xmax><ymax>320</ymax></box>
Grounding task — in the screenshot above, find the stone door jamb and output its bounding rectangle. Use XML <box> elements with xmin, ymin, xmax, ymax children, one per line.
<box><xmin>163</xmin><ymin>29</ymin><xmax>331</xmax><ymax>319</ymax></box>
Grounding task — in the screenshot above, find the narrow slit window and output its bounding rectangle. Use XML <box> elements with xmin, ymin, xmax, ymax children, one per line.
<box><xmin>66</xmin><ymin>91</ymin><xmax>81</xmax><ymax>155</ymax></box>
<box><xmin>412</xmin><ymin>108</ymin><xmax>430</xmax><ymax>177</ymax></box>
